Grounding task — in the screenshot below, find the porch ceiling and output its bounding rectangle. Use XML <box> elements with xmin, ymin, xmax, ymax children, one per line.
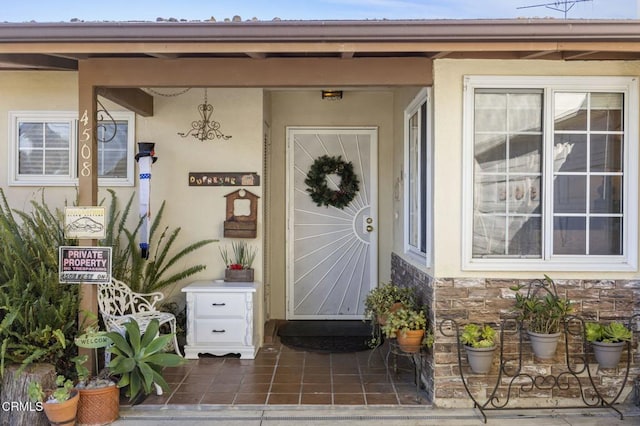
<box><xmin>1</xmin><ymin>19</ymin><xmax>640</xmax><ymax>71</ymax></box>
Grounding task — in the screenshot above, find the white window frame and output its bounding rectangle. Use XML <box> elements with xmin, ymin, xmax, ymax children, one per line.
<box><xmin>462</xmin><ymin>75</ymin><xmax>638</xmax><ymax>272</ymax></box>
<box><xmin>9</xmin><ymin>110</ymin><xmax>135</xmax><ymax>186</ymax></box>
<box><xmin>404</xmin><ymin>88</ymin><xmax>432</xmax><ymax>266</ymax></box>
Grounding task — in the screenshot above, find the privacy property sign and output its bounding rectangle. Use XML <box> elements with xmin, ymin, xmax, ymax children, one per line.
<box><xmin>59</xmin><ymin>246</ymin><xmax>112</xmax><ymax>283</ymax></box>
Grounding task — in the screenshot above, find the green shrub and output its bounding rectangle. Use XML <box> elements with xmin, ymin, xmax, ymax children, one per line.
<box><xmin>0</xmin><ymin>189</ymin><xmax>79</xmax><ymax>377</ymax></box>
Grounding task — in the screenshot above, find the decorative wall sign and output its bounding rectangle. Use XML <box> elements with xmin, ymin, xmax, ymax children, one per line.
<box><xmin>224</xmin><ymin>189</ymin><xmax>259</xmax><ymax>238</ymax></box>
<box><xmin>189</xmin><ymin>172</ymin><xmax>260</xmax><ymax>187</ymax></box>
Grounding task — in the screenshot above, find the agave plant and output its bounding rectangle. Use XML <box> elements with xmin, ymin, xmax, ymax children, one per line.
<box><xmin>585</xmin><ymin>321</ymin><xmax>632</xmax><ymax>343</ymax></box>
<box><xmin>106</xmin><ymin>318</ymin><xmax>184</xmax><ymax>401</ymax></box>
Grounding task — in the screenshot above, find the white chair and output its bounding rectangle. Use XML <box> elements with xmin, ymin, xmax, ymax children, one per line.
<box><xmin>98</xmin><ymin>278</ymin><xmax>183</xmax><ymax>396</ymax></box>
<box><xmin>97</xmin><ymin>278</ymin><xmax>183</xmax><ymax>358</ymax></box>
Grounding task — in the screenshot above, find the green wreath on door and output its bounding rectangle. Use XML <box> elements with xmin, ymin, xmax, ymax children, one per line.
<box><xmin>304</xmin><ymin>155</ymin><xmax>360</xmax><ymax>209</ymax></box>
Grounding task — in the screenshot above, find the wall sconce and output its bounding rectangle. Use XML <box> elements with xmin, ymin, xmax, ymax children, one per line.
<box><xmin>321</xmin><ymin>90</ymin><xmax>343</xmax><ymax>101</ymax></box>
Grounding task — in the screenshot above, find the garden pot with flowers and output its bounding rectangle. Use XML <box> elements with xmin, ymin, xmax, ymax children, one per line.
<box><xmin>220</xmin><ymin>241</ymin><xmax>257</xmax><ymax>282</ymax></box>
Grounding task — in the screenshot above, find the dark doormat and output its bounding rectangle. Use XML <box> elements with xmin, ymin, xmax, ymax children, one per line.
<box><xmin>277</xmin><ymin>320</ymin><xmax>372</xmax><ymax>353</ymax></box>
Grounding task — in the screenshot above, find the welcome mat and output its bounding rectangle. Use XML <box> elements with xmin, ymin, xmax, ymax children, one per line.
<box><xmin>277</xmin><ymin>320</ymin><xmax>373</xmax><ymax>353</ymax></box>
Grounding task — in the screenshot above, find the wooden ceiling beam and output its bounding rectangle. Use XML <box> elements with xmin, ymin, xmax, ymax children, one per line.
<box><xmin>0</xmin><ymin>54</ymin><xmax>77</xmax><ymax>70</ymax></box>
<box><xmin>80</xmin><ymin>57</ymin><xmax>433</xmax><ymax>87</ymax></box>
<box><xmin>96</xmin><ymin>87</ymin><xmax>154</xmax><ymax>117</ymax></box>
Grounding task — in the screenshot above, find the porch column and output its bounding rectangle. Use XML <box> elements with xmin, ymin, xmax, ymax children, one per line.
<box><xmin>77</xmin><ymin>64</ymin><xmax>99</xmax><ymax>373</ymax></box>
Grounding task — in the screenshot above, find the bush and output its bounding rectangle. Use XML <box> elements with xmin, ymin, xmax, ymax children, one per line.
<box><xmin>0</xmin><ymin>189</ymin><xmax>79</xmax><ymax>377</ymax></box>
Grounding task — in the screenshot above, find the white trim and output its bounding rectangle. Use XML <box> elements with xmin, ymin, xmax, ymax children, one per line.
<box><xmin>8</xmin><ymin>110</ymin><xmax>135</xmax><ymax>187</ymax></box>
<box><xmin>462</xmin><ymin>75</ymin><xmax>638</xmax><ymax>272</ymax></box>
<box><xmin>403</xmin><ymin>87</ymin><xmax>432</xmax><ymax>267</ymax></box>
<box><xmin>8</xmin><ymin>111</ymin><xmax>77</xmax><ymax>186</ymax></box>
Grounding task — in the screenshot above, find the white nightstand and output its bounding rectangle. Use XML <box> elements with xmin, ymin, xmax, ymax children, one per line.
<box><xmin>181</xmin><ymin>280</ymin><xmax>262</xmax><ymax>359</ymax></box>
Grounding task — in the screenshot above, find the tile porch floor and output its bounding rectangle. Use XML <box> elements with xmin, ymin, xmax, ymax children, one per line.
<box><xmin>134</xmin><ymin>322</ymin><xmax>430</xmax><ymax>407</ymax></box>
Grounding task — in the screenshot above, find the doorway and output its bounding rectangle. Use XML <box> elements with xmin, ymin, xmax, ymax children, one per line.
<box><xmin>286</xmin><ymin>127</ymin><xmax>378</xmax><ymax>319</ymax></box>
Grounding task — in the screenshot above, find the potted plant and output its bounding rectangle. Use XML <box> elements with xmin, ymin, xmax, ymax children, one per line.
<box><xmin>364</xmin><ymin>282</ymin><xmax>416</xmax><ymax>325</ymax></box>
<box><xmin>510</xmin><ymin>275</ymin><xmax>573</xmax><ymax>359</ymax></box>
<box><xmin>28</xmin><ymin>374</ymin><xmax>79</xmax><ymax>426</ymax></box>
<box><xmin>106</xmin><ymin>318</ymin><xmax>185</xmax><ymax>404</ymax></box>
<box><xmin>219</xmin><ymin>241</ymin><xmax>257</xmax><ymax>282</ymax></box>
<box><xmin>460</xmin><ymin>323</ymin><xmax>497</xmax><ymax>374</ymax></box>
<box><xmin>381</xmin><ymin>307</ymin><xmax>427</xmax><ymax>353</ymax></box>
<box><xmin>585</xmin><ymin>321</ymin><xmax>633</xmax><ymax>368</ymax></box>
<box><xmin>72</xmin><ymin>353</ymin><xmax>119</xmax><ymax>425</ymax></box>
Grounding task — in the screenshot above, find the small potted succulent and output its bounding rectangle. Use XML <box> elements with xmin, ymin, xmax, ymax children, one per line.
<box><xmin>585</xmin><ymin>321</ymin><xmax>633</xmax><ymax>368</ymax></box>
<box><xmin>28</xmin><ymin>374</ymin><xmax>79</xmax><ymax>426</ymax></box>
<box><xmin>381</xmin><ymin>307</ymin><xmax>427</xmax><ymax>353</ymax></box>
<box><xmin>219</xmin><ymin>241</ymin><xmax>257</xmax><ymax>282</ymax></box>
<box><xmin>460</xmin><ymin>323</ymin><xmax>498</xmax><ymax>374</ymax></box>
<box><xmin>510</xmin><ymin>275</ymin><xmax>573</xmax><ymax>359</ymax></box>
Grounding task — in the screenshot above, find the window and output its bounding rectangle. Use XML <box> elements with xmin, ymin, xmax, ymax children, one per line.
<box><xmin>404</xmin><ymin>88</ymin><xmax>432</xmax><ymax>263</ymax></box>
<box><xmin>9</xmin><ymin>111</ymin><xmax>135</xmax><ymax>186</ymax></box>
<box><xmin>463</xmin><ymin>76</ymin><xmax>638</xmax><ymax>271</ymax></box>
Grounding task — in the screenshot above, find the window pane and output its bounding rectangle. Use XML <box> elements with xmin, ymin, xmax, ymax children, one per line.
<box><xmin>98</xmin><ymin>120</ymin><xmax>129</xmax><ymax>179</ymax></box>
<box><xmin>590</xmin><ymin>175</ymin><xmax>622</xmax><ymax>214</ymax></box>
<box><xmin>508</xmin><ymin>216</ymin><xmax>541</xmax><ymax>256</ymax></box>
<box><xmin>509</xmin><ymin>93</ymin><xmax>542</xmax><ymax>132</ymax></box>
<box><xmin>44</xmin><ymin>150</ymin><xmax>70</xmax><ymax>175</ymax></box>
<box><xmin>509</xmin><ymin>134</ymin><xmax>541</xmax><ymax>173</ymax></box>
<box><xmin>553</xmin><ymin>216</ymin><xmax>586</xmax><ymax>255</ymax></box>
<box><xmin>473</xmin><ymin>90</ymin><xmax>542</xmax><ymax>258</ymax></box>
<box><xmin>45</xmin><ymin>123</ymin><xmax>70</xmax><ymax>148</ymax></box>
<box><xmin>554</xmin><ymin>175</ymin><xmax>586</xmax><ymax>213</ymax></box>
<box><xmin>475</xmin><ymin>93</ymin><xmax>506</xmax><ymax>132</ymax></box>
<box><xmin>408</xmin><ymin>110</ymin><xmax>419</xmax><ymax>249</ymax></box>
<box><xmin>590</xmin><ymin>217</ymin><xmax>622</xmax><ymax>255</ymax></box>
<box><xmin>510</xmin><ymin>177</ymin><xmax>541</xmax><ymax>214</ymax></box>
<box><xmin>19</xmin><ymin>122</ymin><xmax>43</xmax><ymax>148</ymax></box>
<box><xmin>17</xmin><ymin>120</ymin><xmax>71</xmax><ymax>177</ymax></box>
<box><xmin>555</xmin><ymin>93</ymin><xmax>588</xmax><ymax>131</ymax></box>
<box><xmin>590</xmin><ymin>93</ymin><xmax>623</xmax><ymax>131</ymax></box>
<box><xmin>19</xmin><ymin>151</ymin><xmax>43</xmax><ymax>174</ymax></box>
<box><xmin>554</xmin><ymin>134</ymin><xmax>587</xmax><ymax>172</ymax></box>
<box><xmin>473</xmin><ymin>213</ymin><xmax>506</xmax><ymax>256</ymax></box>
<box><xmin>591</xmin><ymin>134</ymin><xmax>622</xmax><ymax>172</ymax></box>
<box><xmin>475</xmin><ymin>134</ymin><xmax>506</xmax><ymax>173</ymax></box>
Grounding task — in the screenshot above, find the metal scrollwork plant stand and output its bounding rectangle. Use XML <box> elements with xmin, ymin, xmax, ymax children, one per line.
<box><xmin>441</xmin><ymin>313</ymin><xmax>637</xmax><ymax>424</ymax></box>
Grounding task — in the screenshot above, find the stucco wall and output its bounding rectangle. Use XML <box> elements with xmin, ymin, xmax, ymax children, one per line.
<box><xmin>432</xmin><ymin>58</ymin><xmax>640</xmax><ymax>280</ymax></box>
<box><xmin>0</xmin><ymin>74</ymin><xmax>265</xmax><ymax>301</ymax></box>
<box><xmin>268</xmin><ymin>90</ymin><xmax>395</xmax><ymax>319</ymax></box>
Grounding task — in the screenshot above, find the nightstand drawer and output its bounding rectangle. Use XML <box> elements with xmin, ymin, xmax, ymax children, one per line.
<box><xmin>195</xmin><ymin>319</ymin><xmax>247</xmax><ymax>344</ymax></box>
<box><xmin>195</xmin><ymin>293</ymin><xmax>246</xmax><ymax>318</ymax></box>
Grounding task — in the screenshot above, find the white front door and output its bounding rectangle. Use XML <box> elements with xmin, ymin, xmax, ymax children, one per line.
<box><xmin>287</xmin><ymin>127</ymin><xmax>378</xmax><ymax>319</ymax></box>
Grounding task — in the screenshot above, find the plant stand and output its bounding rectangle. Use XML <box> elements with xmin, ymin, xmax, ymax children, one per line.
<box><xmin>441</xmin><ymin>313</ymin><xmax>638</xmax><ymax>423</ymax></box>
<box><xmin>385</xmin><ymin>338</ymin><xmax>426</xmax><ymax>403</ymax></box>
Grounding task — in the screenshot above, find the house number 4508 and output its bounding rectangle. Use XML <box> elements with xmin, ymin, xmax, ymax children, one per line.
<box><xmin>79</xmin><ymin>109</ymin><xmax>92</xmax><ymax>177</ymax></box>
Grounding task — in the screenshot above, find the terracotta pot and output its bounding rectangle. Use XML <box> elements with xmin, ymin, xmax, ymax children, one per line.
<box><xmin>77</xmin><ymin>384</ymin><xmax>119</xmax><ymax>425</ymax></box>
<box><xmin>42</xmin><ymin>389</ymin><xmax>79</xmax><ymax>426</ymax></box>
<box><xmin>396</xmin><ymin>329</ymin><xmax>425</xmax><ymax>353</ymax></box>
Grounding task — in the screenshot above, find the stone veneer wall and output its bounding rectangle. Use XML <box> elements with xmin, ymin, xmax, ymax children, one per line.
<box><xmin>390</xmin><ymin>253</ymin><xmax>640</xmax><ymax>408</ymax></box>
<box><xmin>390</xmin><ymin>253</ymin><xmax>435</xmax><ymax>401</ymax></box>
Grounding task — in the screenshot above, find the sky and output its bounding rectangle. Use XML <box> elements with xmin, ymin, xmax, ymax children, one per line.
<box><xmin>0</xmin><ymin>0</ymin><xmax>636</xmax><ymax>23</ymax></box>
